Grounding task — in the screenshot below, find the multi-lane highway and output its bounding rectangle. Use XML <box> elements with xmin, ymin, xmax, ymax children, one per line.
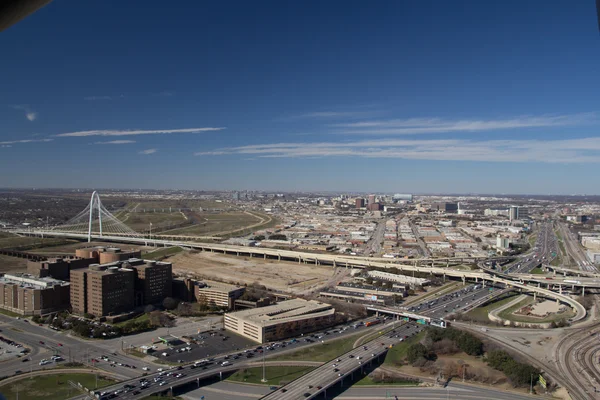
<box><xmin>558</xmin><ymin>222</ymin><xmax>598</xmax><ymax>273</ymax></box>
<box><xmin>262</xmin><ymin>285</ymin><xmax>495</xmax><ymax>399</ymax></box>
<box><xmin>67</xmin><ymin>319</ymin><xmax>389</xmax><ymax>400</ymax></box>
<box><xmin>504</xmin><ymin>222</ymin><xmax>557</xmax><ymax>274</ymax></box>
<box><xmin>85</xmin><ymin>284</ymin><xmax>496</xmax><ymax>400</ymax></box>
<box><xmin>182</xmin><ymin>379</ymin><xmax>547</xmax><ymax>400</ymax></box>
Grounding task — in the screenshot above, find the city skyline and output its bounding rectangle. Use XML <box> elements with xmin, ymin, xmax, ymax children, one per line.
<box><xmin>2</xmin><ymin>1</ymin><xmax>600</xmax><ymax>193</ymax></box>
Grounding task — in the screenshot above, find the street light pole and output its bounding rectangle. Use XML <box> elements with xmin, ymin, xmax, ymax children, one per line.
<box><xmin>530</xmin><ymin>373</ymin><xmax>533</xmax><ymax>394</ymax></box>
<box><xmin>261</xmin><ymin>347</ymin><xmax>267</xmax><ymax>383</ymax></box>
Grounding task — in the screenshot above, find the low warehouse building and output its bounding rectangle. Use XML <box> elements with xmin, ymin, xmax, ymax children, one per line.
<box><xmin>224</xmin><ymin>299</ymin><xmax>335</xmax><ymax>343</ymax></box>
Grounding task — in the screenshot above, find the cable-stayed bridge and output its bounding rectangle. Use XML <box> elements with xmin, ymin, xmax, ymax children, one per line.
<box><xmin>52</xmin><ymin>191</ymin><xmax>141</xmax><ymax>241</ymax></box>
<box><xmin>0</xmin><ymin>192</ymin><xmax>590</xmax><ymax>316</ymax></box>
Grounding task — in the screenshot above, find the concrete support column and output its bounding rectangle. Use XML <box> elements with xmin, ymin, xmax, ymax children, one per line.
<box><xmin>298</xmin><ymin>257</ymin><xmax>301</xmax><ymax>264</ymax></box>
<box><xmin>483</xmin><ymin>279</ymin><xmax>486</xmax><ymax>288</ymax></box>
<box><xmin>582</xmin><ymin>286</ymin><xmax>585</xmax><ymax>296</ymax></box>
<box><xmin>533</xmin><ymin>291</ymin><xmax>537</xmax><ymax>301</ymax></box>
<box><xmin>462</xmin><ymin>276</ymin><xmax>466</xmax><ymax>285</ymax></box>
<box><xmin>333</xmin><ymin>260</ymin><xmax>336</xmax><ymax>268</ymax></box>
<box><xmin>443</xmin><ymin>273</ymin><xmax>446</xmax><ymax>282</ymax></box>
<box><xmin>278</xmin><ymin>255</ymin><xmax>281</xmax><ymax>261</ymax></box>
<box><xmin>475</xmin><ymin>276</ymin><xmax>478</xmax><ymax>283</ymax></box>
<box><xmin>559</xmin><ymin>284</ymin><xmax>562</xmax><ymax>294</ymax></box>
<box><xmin>315</xmin><ymin>259</ymin><xmax>318</xmax><ymax>265</ymax></box>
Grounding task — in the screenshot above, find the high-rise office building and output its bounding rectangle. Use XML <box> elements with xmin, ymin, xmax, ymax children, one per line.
<box><xmin>127</xmin><ymin>259</ymin><xmax>172</xmax><ymax>306</ymax></box>
<box><xmin>509</xmin><ymin>206</ymin><xmax>519</xmax><ymax>221</ymax></box>
<box><xmin>368</xmin><ymin>194</ymin><xmax>376</xmax><ymax>204</ymax></box>
<box><xmin>70</xmin><ymin>265</ymin><xmax>135</xmax><ymax>317</ymax></box>
<box><xmin>355</xmin><ymin>198</ymin><xmax>365</xmax><ymax>208</ymax></box>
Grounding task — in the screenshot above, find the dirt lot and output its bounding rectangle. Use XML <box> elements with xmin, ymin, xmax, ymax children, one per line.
<box><xmin>0</xmin><ymin>255</ymin><xmax>27</xmax><ymax>273</ymax></box>
<box><xmin>169</xmin><ymin>251</ymin><xmax>338</xmax><ymax>293</ymax></box>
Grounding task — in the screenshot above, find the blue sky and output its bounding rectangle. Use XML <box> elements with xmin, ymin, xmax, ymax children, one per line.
<box><xmin>2</xmin><ymin>0</ymin><xmax>600</xmax><ymax>194</ymax></box>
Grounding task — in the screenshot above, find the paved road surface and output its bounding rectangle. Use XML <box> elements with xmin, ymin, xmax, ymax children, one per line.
<box><xmin>179</xmin><ymin>380</ymin><xmax>538</xmax><ymax>400</ymax></box>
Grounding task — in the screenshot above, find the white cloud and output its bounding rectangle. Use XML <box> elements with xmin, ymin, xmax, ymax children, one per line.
<box><xmin>286</xmin><ymin>109</ymin><xmax>383</xmax><ymax>120</ymax></box>
<box><xmin>84</xmin><ymin>96</ymin><xmax>113</xmax><ymax>101</ymax></box>
<box><xmin>329</xmin><ymin>113</ymin><xmax>595</xmax><ymax>135</ymax></box>
<box><xmin>0</xmin><ymin>139</ymin><xmax>53</xmax><ymax>145</ymax></box>
<box><xmin>94</xmin><ymin>140</ymin><xmax>136</xmax><ymax>145</ymax></box>
<box><xmin>194</xmin><ymin>136</ymin><xmax>600</xmax><ymax>164</ymax></box>
<box><xmin>1</xmin><ymin>145</ymin><xmax>12</xmax><ymax>148</ymax></box>
<box><xmin>55</xmin><ymin>127</ymin><xmax>225</xmax><ymax>137</ymax></box>
<box><xmin>139</xmin><ymin>149</ymin><xmax>157</xmax><ymax>155</ymax></box>
<box><xmin>11</xmin><ymin>105</ymin><xmax>37</xmax><ymax>121</ymax></box>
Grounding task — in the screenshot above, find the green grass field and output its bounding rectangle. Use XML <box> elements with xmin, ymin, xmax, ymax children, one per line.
<box><xmin>528</xmin><ymin>234</ymin><xmax>538</xmax><ymax>247</ymax></box>
<box><xmin>227</xmin><ymin>366</ymin><xmax>316</xmax><ymax>385</ymax></box>
<box><xmin>354</xmin><ymin>374</ymin><xmax>419</xmax><ymax>386</ymax></box>
<box><xmin>129</xmin><ymin>199</ymin><xmax>232</xmax><ymax>211</ymax></box>
<box><xmin>497</xmin><ymin>295</ymin><xmax>575</xmax><ymax>323</ymax></box>
<box><xmin>497</xmin><ymin>297</ymin><xmax>534</xmax><ymax>320</ymax></box>
<box><xmin>464</xmin><ymin>294</ymin><xmax>518</xmax><ymax>323</ymax></box>
<box><xmin>268</xmin><ymin>333</ymin><xmax>363</xmax><ymax>362</ymax></box>
<box><xmin>0</xmin><ymin>373</ymin><xmax>114</xmax><ymax>400</ymax></box>
<box><xmin>121</xmin><ymin>212</ymin><xmax>187</xmax><ymax>232</ymax></box>
<box><xmin>383</xmin><ymin>331</ymin><xmax>426</xmax><ymax>366</ymax></box>
<box><xmin>0</xmin><ymin>236</ymin><xmax>67</xmax><ymax>250</ymax></box>
<box><xmin>165</xmin><ymin>212</ymin><xmax>271</xmax><ymax>237</ymax></box>
<box><xmin>142</xmin><ymin>246</ymin><xmax>183</xmax><ymax>260</ymax></box>
<box><xmin>114</xmin><ymin>313</ymin><xmax>149</xmax><ymax>328</ymax></box>
<box><xmin>531</xmin><ymin>266</ymin><xmax>544</xmax><ymax>274</ymax></box>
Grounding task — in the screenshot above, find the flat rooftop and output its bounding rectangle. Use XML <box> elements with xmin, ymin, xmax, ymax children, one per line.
<box><xmin>0</xmin><ymin>273</ymin><xmax>69</xmax><ymax>289</ymax></box>
<box><xmin>196</xmin><ymin>280</ymin><xmax>243</xmax><ymax>292</ymax></box>
<box><xmin>226</xmin><ymin>299</ymin><xmax>334</xmax><ymax>327</ymax></box>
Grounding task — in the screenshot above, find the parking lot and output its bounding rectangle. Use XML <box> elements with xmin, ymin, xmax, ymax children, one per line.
<box><xmin>152</xmin><ymin>330</ymin><xmax>257</xmax><ymax>363</ymax></box>
<box><xmin>0</xmin><ymin>334</ymin><xmax>27</xmax><ymax>362</ymax></box>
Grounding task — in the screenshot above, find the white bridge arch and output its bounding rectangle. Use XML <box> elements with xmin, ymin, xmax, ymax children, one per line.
<box><xmin>53</xmin><ymin>191</ymin><xmax>141</xmax><ymax>242</ymax></box>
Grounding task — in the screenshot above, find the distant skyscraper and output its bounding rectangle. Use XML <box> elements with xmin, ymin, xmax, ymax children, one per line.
<box><xmin>368</xmin><ymin>194</ymin><xmax>376</xmax><ymax>204</ymax></box>
<box><xmin>509</xmin><ymin>206</ymin><xmax>519</xmax><ymax>221</ymax></box>
<box><xmin>232</xmin><ymin>191</ymin><xmax>240</xmax><ymax>201</ymax></box>
<box><xmin>355</xmin><ymin>198</ymin><xmax>365</xmax><ymax>208</ymax></box>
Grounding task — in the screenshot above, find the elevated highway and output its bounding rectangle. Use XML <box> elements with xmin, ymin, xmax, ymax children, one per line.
<box><xmin>13</xmin><ymin>230</ymin><xmax>587</xmax><ymax>320</ymax></box>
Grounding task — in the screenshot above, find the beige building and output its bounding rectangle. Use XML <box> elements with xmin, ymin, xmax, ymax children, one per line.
<box><xmin>75</xmin><ymin>246</ymin><xmax>142</xmax><ymax>265</ymax></box>
<box><xmin>70</xmin><ymin>265</ymin><xmax>135</xmax><ymax>317</ymax></box>
<box><xmin>0</xmin><ymin>274</ymin><xmax>70</xmax><ymax>315</ymax></box>
<box><xmin>195</xmin><ymin>281</ymin><xmax>245</xmax><ymax>309</ymax></box>
<box><xmin>224</xmin><ymin>299</ymin><xmax>335</xmax><ymax>343</ymax></box>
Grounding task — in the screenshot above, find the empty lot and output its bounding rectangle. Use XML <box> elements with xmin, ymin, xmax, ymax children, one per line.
<box><xmin>169</xmin><ymin>251</ymin><xmax>335</xmax><ymax>293</ymax></box>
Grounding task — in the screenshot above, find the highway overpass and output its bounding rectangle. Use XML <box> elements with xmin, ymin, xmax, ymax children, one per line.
<box><xmin>11</xmin><ymin>230</ymin><xmax>587</xmax><ymax>320</ymax></box>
